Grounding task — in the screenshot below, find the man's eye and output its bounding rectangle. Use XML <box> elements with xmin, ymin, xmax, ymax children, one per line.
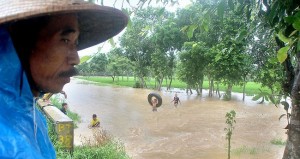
<box><xmin>62</xmin><ymin>39</ymin><xmax>70</xmax><ymax>44</ymax></box>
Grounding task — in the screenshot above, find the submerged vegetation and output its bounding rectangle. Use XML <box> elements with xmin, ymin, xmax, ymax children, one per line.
<box><xmin>271</xmin><ymin>138</ymin><xmax>286</xmax><ymax>146</ymax></box>
<box><xmin>232</xmin><ymin>145</ymin><xmax>270</xmax><ymax>156</ymax></box>
<box><xmin>75</xmin><ymin>76</ymin><xmax>271</xmax><ymax>96</ymax></box>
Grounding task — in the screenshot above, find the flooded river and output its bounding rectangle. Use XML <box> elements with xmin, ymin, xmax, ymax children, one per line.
<box><xmin>64</xmin><ymin>78</ymin><xmax>286</xmax><ymax>159</ymax></box>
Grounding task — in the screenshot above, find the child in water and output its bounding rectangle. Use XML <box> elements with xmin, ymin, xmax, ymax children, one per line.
<box><xmin>171</xmin><ymin>93</ymin><xmax>181</xmax><ymax>107</ymax></box>
<box><xmin>89</xmin><ymin>114</ymin><xmax>100</xmax><ymax>128</ymax></box>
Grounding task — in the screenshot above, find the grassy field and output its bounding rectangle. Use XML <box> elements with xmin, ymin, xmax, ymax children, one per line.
<box><xmin>75</xmin><ymin>76</ymin><xmax>271</xmax><ymax>96</ymax></box>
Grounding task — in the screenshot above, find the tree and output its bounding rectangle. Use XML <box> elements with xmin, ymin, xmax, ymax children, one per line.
<box><xmin>209</xmin><ymin>0</ymin><xmax>300</xmax><ymax>157</ymax></box>
<box><xmin>89</xmin><ymin>53</ymin><xmax>108</xmax><ymax>75</ymax></box>
<box><xmin>225</xmin><ymin>110</ymin><xmax>236</xmax><ymax>159</ymax></box>
<box><xmin>151</xmin><ymin>12</ymin><xmax>185</xmax><ymax>90</ymax></box>
<box><xmin>107</xmin><ymin>48</ymin><xmax>133</xmax><ymax>82</ymax></box>
<box><xmin>177</xmin><ymin>42</ymin><xmax>209</xmax><ymax>95</ymax></box>
<box><xmin>121</xmin><ymin>7</ymin><xmax>178</xmax><ymax>88</ymax></box>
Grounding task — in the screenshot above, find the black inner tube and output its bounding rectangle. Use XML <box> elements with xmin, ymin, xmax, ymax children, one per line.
<box><xmin>147</xmin><ymin>92</ymin><xmax>162</xmax><ymax>107</ymax></box>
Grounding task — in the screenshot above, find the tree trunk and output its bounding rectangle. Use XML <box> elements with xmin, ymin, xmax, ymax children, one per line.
<box><xmin>195</xmin><ymin>84</ymin><xmax>200</xmax><ymax>95</ymax></box>
<box><xmin>208</xmin><ymin>79</ymin><xmax>213</xmax><ymax>97</ymax></box>
<box><xmin>216</xmin><ymin>83</ymin><xmax>221</xmax><ymax>98</ymax></box>
<box><xmin>157</xmin><ymin>77</ymin><xmax>163</xmax><ymax>91</ymax></box>
<box><xmin>165</xmin><ymin>77</ymin><xmax>168</xmax><ymax>89</ymax></box>
<box><xmin>283</xmin><ymin>71</ymin><xmax>300</xmax><ymax>159</ymax></box>
<box><xmin>139</xmin><ymin>76</ymin><xmax>146</xmax><ymax>88</ymax></box>
<box><xmin>111</xmin><ymin>75</ymin><xmax>115</xmax><ymax>82</ymax></box>
<box><xmin>168</xmin><ymin>77</ymin><xmax>173</xmax><ymax>90</ymax></box>
<box><xmin>282</xmin><ymin>105</ymin><xmax>300</xmax><ymax>159</ymax></box>
<box><xmin>186</xmin><ymin>85</ymin><xmax>193</xmax><ymax>94</ymax></box>
<box><xmin>199</xmin><ymin>80</ymin><xmax>203</xmax><ymax>95</ymax></box>
<box><xmin>226</xmin><ymin>84</ymin><xmax>232</xmax><ymax>100</ymax></box>
<box><xmin>242</xmin><ymin>77</ymin><xmax>246</xmax><ymax>101</ymax></box>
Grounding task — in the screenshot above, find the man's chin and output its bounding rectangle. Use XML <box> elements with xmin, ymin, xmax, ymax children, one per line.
<box><xmin>54</xmin><ymin>77</ymin><xmax>71</xmax><ymax>91</ymax></box>
<box><xmin>40</xmin><ymin>85</ymin><xmax>65</xmax><ymax>94</ymax></box>
<box><xmin>61</xmin><ymin>76</ymin><xmax>71</xmax><ymax>84</ymax></box>
<box><xmin>32</xmin><ymin>80</ymin><xmax>68</xmax><ymax>96</ymax></box>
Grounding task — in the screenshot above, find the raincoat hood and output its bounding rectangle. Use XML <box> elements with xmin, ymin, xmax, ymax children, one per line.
<box><xmin>0</xmin><ymin>26</ymin><xmax>55</xmax><ymax>158</ymax></box>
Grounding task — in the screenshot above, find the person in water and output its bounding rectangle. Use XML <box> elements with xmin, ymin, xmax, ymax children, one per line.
<box><xmin>171</xmin><ymin>93</ymin><xmax>181</xmax><ymax>107</ymax></box>
<box><xmin>151</xmin><ymin>98</ymin><xmax>158</xmax><ymax>112</ymax></box>
<box><xmin>89</xmin><ymin>114</ymin><xmax>100</xmax><ymax>128</ymax></box>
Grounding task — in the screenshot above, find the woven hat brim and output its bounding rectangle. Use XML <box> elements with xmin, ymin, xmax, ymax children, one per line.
<box><xmin>0</xmin><ymin>0</ymin><xmax>128</xmax><ymax>50</ymax></box>
<box><xmin>77</xmin><ymin>9</ymin><xmax>128</xmax><ymax>50</ymax></box>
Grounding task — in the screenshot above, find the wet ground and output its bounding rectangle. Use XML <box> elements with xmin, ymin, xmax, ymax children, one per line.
<box><xmin>64</xmin><ymin>78</ymin><xmax>286</xmax><ymax>159</ymax></box>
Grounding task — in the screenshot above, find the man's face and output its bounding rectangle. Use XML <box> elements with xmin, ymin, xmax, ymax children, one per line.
<box><xmin>30</xmin><ymin>14</ymin><xmax>80</xmax><ymax>94</ymax></box>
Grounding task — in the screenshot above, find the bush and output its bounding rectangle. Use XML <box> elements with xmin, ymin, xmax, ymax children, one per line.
<box><xmin>49</xmin><ymin>124</ymin><xmax>131</xmax><ymax>159</ymax></box>
<box><xmin>133</xmin><ymin>81</ymin><xmax>142</xmax><ymax>88</ymax></box>
<box><xmin>270</xmin><ymin>138</ymin><xmax>286</xmax><ymax>146</ymax></box>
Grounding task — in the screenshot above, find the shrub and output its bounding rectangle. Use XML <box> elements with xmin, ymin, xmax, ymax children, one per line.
<box><xmin>49</xmin><ymin>124</ymin><xmax>131</xmax><ymax>159</ymax></box>
<box><xmin>133</xmin><ymin>81</ymin><xmax>142</xmax><ymax>88</ymax></box>
<box><xmin>270</xmin><ymin>138</ymin><xmax>286</xmax><ymax>146</ymax></box>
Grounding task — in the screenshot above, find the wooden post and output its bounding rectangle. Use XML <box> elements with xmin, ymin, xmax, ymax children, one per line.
<box><xmin>37</xmin><ymin>99</ymin><xmax>74</xmax><ymax>152</ymax></box>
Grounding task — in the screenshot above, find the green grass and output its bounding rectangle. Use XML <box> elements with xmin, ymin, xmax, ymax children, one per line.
<box><xmin>54</xmin><ymin>139</ymin><xmax>130</xmax><ymax>159</ymax></box>
<box><xmin>66</xmin><ymin>141</ymin><xmax>130</xmax><ymax>159</ymax></box>
<box><xmin>270</xmin><ymin>138</ymin><xmax>286</xmax><ymax>146</ymax></box>
<box><xmin>48</xmin><ymin>121</ymin><xmax>130</xmax><ymax>159</ymax></box>
<box><xmin>75</xmin><ymin>76</ymin><xmax>270</xmax><ymax>96</ymax></box>
<box><xmin>232</xmin><ymin>145</ymin><xmax>270</xmax><ymax>156</ymax></box>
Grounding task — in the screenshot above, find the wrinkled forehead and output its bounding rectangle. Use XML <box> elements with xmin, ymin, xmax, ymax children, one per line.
<box><xmin>39</xmin><ymin>14</ymin><xmax>79</xmax><ymax>37</ymax></box>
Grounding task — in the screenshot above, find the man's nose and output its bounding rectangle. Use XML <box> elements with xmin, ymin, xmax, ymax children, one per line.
<box><xmin>68</xmin><ymin>48</ymin><xmax>80</xmax><ymax>65</ymax></box>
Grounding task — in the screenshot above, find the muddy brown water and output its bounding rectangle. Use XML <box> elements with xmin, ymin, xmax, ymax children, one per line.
<box><xmin>64</xmin><ymin>78</ymin><xmax>286</xmax><ymax>159</ymax></box>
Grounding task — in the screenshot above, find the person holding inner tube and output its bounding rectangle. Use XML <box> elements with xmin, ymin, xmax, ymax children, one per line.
<box><xmin>148</xmin><ymin>92</ymin><xmax>162</xmax><ymax>112</ymax></box>
<box><xmin>151</xmin><ymin>98</ymin><xmax>158</xmax><ymax>112</ymax></box>
<box><xmin>0</xmin><ymin>0</ymin><xmax>128</xmax><ymax>158</ymax></box>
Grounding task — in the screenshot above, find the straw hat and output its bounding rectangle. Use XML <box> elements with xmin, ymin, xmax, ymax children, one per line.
<box><xmin>0</xmin><ymin>0</ymin><xmax>128</xmax><ymax>50</ymax></box>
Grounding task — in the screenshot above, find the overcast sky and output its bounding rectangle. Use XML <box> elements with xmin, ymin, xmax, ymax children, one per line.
<box><xmin>78</xmin><ymin>0</ymin><xmax>192</xmax><ymax>57</ymax></box>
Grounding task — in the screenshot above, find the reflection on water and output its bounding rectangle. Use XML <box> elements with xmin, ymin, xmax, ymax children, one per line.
<box><xmin>64</xmin><ymin>78</ymin><xmax>286</xmax><ymax>159</ymax></box>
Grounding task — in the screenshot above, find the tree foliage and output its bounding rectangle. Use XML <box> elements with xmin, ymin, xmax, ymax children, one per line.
<box><xmin>81</xmin><ymin>1</ymin><xmax>300</xmax><ymax>157</ymax></box>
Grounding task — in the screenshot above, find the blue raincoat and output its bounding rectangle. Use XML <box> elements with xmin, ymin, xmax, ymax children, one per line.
<box><xmin>0</xmin><ymin>26</ymin><xmax>56</xmax><ymax>158</ymax></box>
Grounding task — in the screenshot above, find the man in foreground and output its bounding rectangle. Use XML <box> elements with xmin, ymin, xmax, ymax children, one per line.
<box><xmin>0</xmin><ymin>0</ymin><xmax>128</xmax><ymax>158</ymax></box>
